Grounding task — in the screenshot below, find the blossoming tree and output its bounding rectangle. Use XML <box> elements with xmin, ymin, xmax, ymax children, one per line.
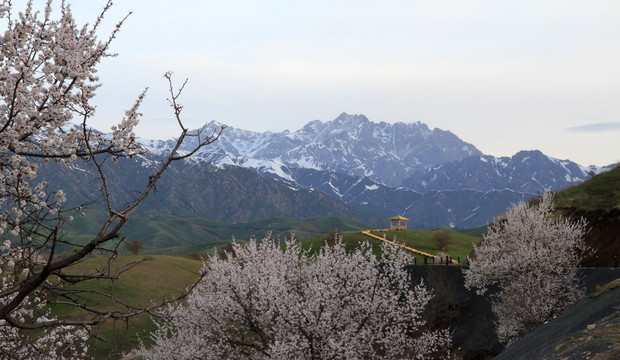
<box><xmin>463</xmin><ymin>192</ymin><xmax>590</xmax><ymax>344</ymax></box>
<box><xmin>0</xmin><ymin>1</ymin><xmax>221</xmax><ymax>358</ymax></box>
<box><xmin>133</xmin><ymin>237</ymin><xmax>452</xmax><ymax>360</ymax></box>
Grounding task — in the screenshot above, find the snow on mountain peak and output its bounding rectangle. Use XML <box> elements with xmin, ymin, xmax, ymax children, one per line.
<box><xmin>140</xmin><ymin>113</ymin><xmax>482</xmax><ymax>186</ymax></box>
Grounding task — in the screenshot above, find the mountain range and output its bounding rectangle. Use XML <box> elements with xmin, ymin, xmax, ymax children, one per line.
<box><xmin>143</xmin><ymin>113</ymin><xmax>482</xmax><ymax>187</ymax></box>
<box><xmin>45</xmin><ymin>113</ymin><xmax>615</xmax><ymax>230</ymax></box>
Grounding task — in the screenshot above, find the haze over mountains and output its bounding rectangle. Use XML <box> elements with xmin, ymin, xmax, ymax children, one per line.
<box><xmin>54</xmin><ymin>113</ymin><xmax>615</xmax><ymax>229</ymax></box>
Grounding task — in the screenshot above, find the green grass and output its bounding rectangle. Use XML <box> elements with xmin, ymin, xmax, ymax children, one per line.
<box><xmin>66</xmin><ymin>211</ymin><xmax>369</xmax><ymax>255</ymax></box>
<box><xmin>302</xmin><ymin>228</ymin><xmax>482</xmax><ymax>264</ymax></box>
<box><xmin>365</xmin><ymin>229</ymin><xmax>481</xmax><ymax>263</ymax></box>
<box><xmin>51</xmin><ymin>255</ymin><xmax>202</xmax><ymax>359</ymax></box>
<box><xmin>143</xmin><ymin>241</ymin><xmax>228</xmax><ymax>256</ymax></box>
<box><xmin>553</xmin><ymin>165</ymin><xmax>620</xmax><ymax>213</ymax></box>
<box><xmin>302</xmin><ymin>231</ymin><xmax>383</xmax><ymax>254</ymax></box>
<box><xmin>447</xmin><ymin>226</ymin><xmax>488</xmax><ymax>238</ymax></box>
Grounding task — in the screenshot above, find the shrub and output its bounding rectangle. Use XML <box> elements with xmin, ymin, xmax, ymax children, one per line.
<box><xmin>125</xmin><ymin>240</ymin><xmax>144</xmax><ymax>255</ymax></box>
<box><xmin>432</xmin><ymin>231</ymin><xmax>454</xmax><ymax>251</ymax></box>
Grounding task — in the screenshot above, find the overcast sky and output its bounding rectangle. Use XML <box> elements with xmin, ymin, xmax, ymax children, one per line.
<box><xmin>25</xmin><ymin>1</ymin><xmax>620</xmax><ymax>166</ymax></box>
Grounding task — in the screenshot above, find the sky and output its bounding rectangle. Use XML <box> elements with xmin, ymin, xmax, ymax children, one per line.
<box><xmin>17</xmin><ymin>1</ymin><xmax>620</xmax><ymax>166</ymax></box>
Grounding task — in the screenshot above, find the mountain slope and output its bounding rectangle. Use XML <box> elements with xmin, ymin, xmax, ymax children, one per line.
<box><xmin>38</xmin><ymin>154</ymin><xmax>379</xmax><ymax>227</ymax></box>
<box><xmin>284</xmin><ymin>168</ymin><xmax>531</xmax><ymax>228</ymax></box>
<box><xmin>137</xmin><ymin>113</ymin><xmax>612</xmax><ymax>229</ymax></box>
<box><xmin>401</xmin><ymin>150</ymin><xmax>595</xmax><ymax>194</ymax></box>
<box><xmin>553</xmin><ymin>165</ymin><xmax>620</xmax><ymax>267</ymax></box>
<box><xmin>66</xmin><ymin>210</ymin><xmax>369</xmax><ymax>253</ymax></box>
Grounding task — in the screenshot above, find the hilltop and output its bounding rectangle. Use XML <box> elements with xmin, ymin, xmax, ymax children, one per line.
<box><xmin>553</xmin><ymin>165</ymin><xmax>620</xmax><ymax>267</ymax></box>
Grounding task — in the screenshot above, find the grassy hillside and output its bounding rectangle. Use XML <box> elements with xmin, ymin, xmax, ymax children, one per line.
<box><xmin>554</xmin><ymin>165</ymin><xmax>620</xmax><ymax>213</ymax></box>
<box><xmin>52</xmin><ymin>255</ymin><xmax>202</xmax><ymax>359</ymax></box>
<box><xmin>302</xmin><ymin>228</ymin><xmax>482</xmax><ymax>264</ymax></box>
<box><xmin>552</xmin><ymin>165</ymin><xmax>620</xmax><ymax>267</ymax></box>
<box><xmin>66</xmin><ymin>211</ymin><xmax>369</xmax><ymax>255</ymax></box>
<box><xmin>555</xmin><ymin>167</ymin><xmax>620</xmax><ymax>212</ymax></box>
<box><xmin>449</xmin><ymin>225</ymin><xmax>488</xmax><ymax>238</ymax></box>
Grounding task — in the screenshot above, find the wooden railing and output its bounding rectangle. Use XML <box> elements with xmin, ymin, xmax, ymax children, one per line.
<box><xmin>360</xmin><ymin>230</ymin><xmax>458</xmax><ymax>264</ymax></box>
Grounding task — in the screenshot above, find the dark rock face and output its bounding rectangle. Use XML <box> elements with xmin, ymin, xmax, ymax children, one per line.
<box><xmin>572</xmin><ymin>209</ymin><xmax>620</xmax><ymax>268</ymax></box>
<box><xmin>405</xmin><ymin>267</ymin><xmax>620</xmax><ymax>360</ymax></box>
<box><xmin>549</xmin><ymin>312</ymin><xmax>620</xmax><ymax>360</ymax></box>
<box><xmin>406</xmin><ymin>266</ymin><xmax>503</xmax><ymax>359</ymax></box>
<box><xmin>495</xmin><ymin>271</ymin><xmax>620</xmax><ymax>360</ymax></box>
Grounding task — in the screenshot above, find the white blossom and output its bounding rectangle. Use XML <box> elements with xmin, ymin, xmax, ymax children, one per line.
<box><xmin>1</xmin><ymin>241</ymin><xmax>89</xmax><ymax>359</ymax></box>
<box><xmin>463</xmin><ymin>191</ymin><xmax>590</xmax><ymax>344</ymax></box>
<box><xmin>133</xmin><ymin>237</ymin><xmax>451</xmax><ymax>359</ymax></box>
<box><xmin>0</xmin><ymin>0</ymin><xmax>135</xmax><ymax>357</ymax></box>
<box><xmin>0</xmin><ymin>0</ymin><xmax>141</xmax><ymax>245</ymax></box>
<box><xmin>0</xmin><ymin>1</ymin><xmax>222</xmax><ymax>357</ymax></box>
<box><xmin>54</xmin><ymin>189</ymin><xmax>66</xmax><ymax>204</ymax></box>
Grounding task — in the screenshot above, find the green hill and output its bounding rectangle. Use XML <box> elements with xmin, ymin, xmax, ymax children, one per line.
<box><xmin>52</xmin><ymin>255</ymin><xmax>202</xmax><ymax>359</ymax></box>
<box><xmin>302</xmin><ymin>228</ymin><xmax>482</xmax><ymax>264</ymax></box>
<box><xmin>554</xmin><ymin>165</ymin><xmax>620</xmax><ymax>213</ymax></box>
<box><xmin>65</xmin><ymin>211</ymin><xmax>370</xmax><ymax>255</ymax></box>
<box><xmin>553</xmin><ymin>165</ymin><xmax>620</xmax><ymax>267</ymax></box>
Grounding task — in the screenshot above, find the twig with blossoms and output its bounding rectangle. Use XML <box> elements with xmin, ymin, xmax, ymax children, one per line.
<box><xmin>0</xmin><ymin>1</ymin><xmax>223</xmax><ymax>357</ymax></box>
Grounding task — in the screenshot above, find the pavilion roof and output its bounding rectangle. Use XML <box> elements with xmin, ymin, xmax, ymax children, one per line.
<box><xmin>389</xmin><ymin>215</ymin><xmax>409</xmax><ymax>221</ymax></box>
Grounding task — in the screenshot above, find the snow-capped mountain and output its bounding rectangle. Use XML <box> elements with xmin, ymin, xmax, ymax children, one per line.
<box><xmin>142</xmin><ymin>112</ymin><xmax>482</xmax><ymax>186</ymax></box>
<box><xmin>277</xmin><ymin>149</ymin><xmax>612</xmax><ymax>227</ymax></box>
<box><xmin>400</xmin><ymin>150</ymin><xmax>598</xmax><ymax>194</ymax></box>
<box><xmin>130</xmin><ymin>113</ymin><xmax>614</xmax><ymax>228</ymax></box>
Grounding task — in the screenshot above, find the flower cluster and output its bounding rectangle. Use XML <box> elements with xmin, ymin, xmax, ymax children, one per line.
<box><xmin>0</xmin><ymin>0</ymin><xmax>141</xmax><ymax>237</ymax></box>
<box><xmin>0</xmin><ymin>1</ymin><xmax>148</xmax><ymax>356</ymax></box>
<box><xmin>463</xmin><ymin>191</ymin><xmax>590</xmax><ymax>344</ymax></box>
<box><xmin>1</xmin><ymin>240</ymin><xmax>89</xmax><ymax>359</ymax></box>
<box><xmin>133</xmin><ymin>237</ymin><xmax>451</xmax><ymax>359</ymax></box>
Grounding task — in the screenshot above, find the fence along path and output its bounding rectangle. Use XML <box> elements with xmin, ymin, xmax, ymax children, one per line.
<box><xmin>360</xmin><ymin>230</ymin><xmax>458</xmax><ymax>264</ymax></box>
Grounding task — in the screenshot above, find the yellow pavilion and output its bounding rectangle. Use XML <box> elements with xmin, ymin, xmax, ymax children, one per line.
<box><xmin>389</xmin><ymin>215</ymin><xmax>409</xmax><ymax>231</ymax></box>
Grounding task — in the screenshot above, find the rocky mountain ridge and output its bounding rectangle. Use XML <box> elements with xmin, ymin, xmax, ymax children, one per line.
<box><xmin>44</xmin><ymin>113</ymin><xmax>615</xmax><ymax>229</ymax></box>
<box><xmin>401</xmin><ymin>149</ymin><xmax>596</xmax><ymax>193</ymax></box>
<box><xmin>142</xmin><ymin>112</ymin><xmax>482</xmax><ymax>187</ymax></box>
<box><xmin>134</xmin><ymin>113</ymin><xmax>613</xmax><ymax>228</ymax></box>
